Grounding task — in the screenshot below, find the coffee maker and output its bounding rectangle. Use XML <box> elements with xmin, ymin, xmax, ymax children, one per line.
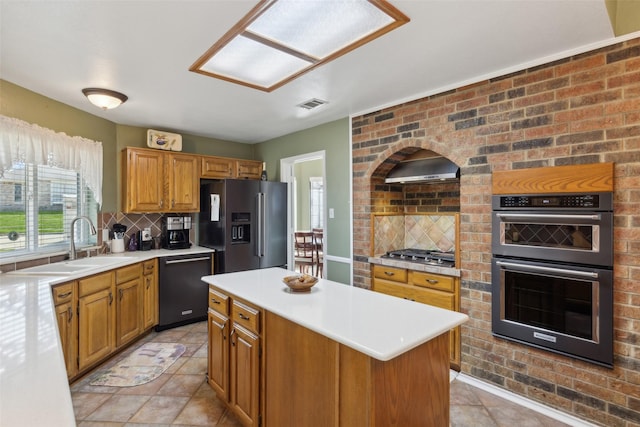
<box><xmin>137</xmin><ymin>227</ymin><xmax>153</xmax><ymax>251</ymax></box>
<box><xmin>162</xmin><ymin>216</ymin><xmax>192</xmax><ymax>249</ymax></box>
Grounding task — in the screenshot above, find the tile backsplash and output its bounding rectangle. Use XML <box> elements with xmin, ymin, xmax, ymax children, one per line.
<box><xmin>373</xmin><ymin>214</ymin><xmax>456</xmax><ymax>256</ymax></box>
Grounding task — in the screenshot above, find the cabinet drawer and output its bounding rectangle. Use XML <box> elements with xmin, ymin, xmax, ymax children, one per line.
<box><xmin>79</xmin><ymin>271</ymin><xmax>113</xmax><ymax>297</ymax></box>
<box><xmin>52</xmin><ymin>281</ymin><xmax>74</xmax><ymax>305</ymax></box>
<box><xmin>142</xmin><ymin>260</ymin><xmax>156</xmax><ymax>276</ymax></box>
<box><xmin>411</xmin><ymin>287</ymin><xmax>455</xmax><ymax>310</ymax></box>
<box><xmin>116</xmin><ymin>263</ymin><xmax>142</xmax><ymax>284</ymax></box>
<box><xmin>372</xmin><ymin>265</ymin><xmax>407</xmax><ymax>283</ymax></box>
<box><xmin>209</xmin><ymin>287</ymin><xmax>230</xmax><ymax>315</ymax></box>
<box><xmin>232</xmin><ymin>300</ymin><xmax>260</xmax><ymax>334</ymax></box>
<box><xmin>410</xmin><ymin>271</ymin><xmax>454</xmax><ymax>292</ymax></box>
<box><xmin>373</xmin><ymin>280</ymin><xmax>454</xmax><ymax>310</ymax></box>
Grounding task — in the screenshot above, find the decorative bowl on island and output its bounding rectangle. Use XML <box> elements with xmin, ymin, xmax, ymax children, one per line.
<box><xmin>283</xmin><ymin>274</ymin><xmax>319</xmax><ymax>293</ymax></box>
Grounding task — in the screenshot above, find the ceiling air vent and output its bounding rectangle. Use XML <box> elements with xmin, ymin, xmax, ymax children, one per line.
<box><xmin>298</xmin><ymin>98</ymin><xmax>328</xmax><ymax>110</ymax></box>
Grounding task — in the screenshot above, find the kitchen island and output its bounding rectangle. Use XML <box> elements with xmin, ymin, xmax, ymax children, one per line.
<box><xmin>202</xmin><ymin>267</ymin><xmax>468</xmax><ymax>427</ymax></box>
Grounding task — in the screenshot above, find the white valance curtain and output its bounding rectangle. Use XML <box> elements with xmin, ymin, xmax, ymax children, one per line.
<box><xmin>0</xmin><ymin>114</ymin><xmax>103</xmax><ymax>206</ymax></box>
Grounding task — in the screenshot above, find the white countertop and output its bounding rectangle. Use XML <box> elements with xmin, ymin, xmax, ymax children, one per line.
<box><xmin>202</xmin><ymin>267</ymin><xmax>468</xmax><ymax>361</ymax></box>
<box><xmin>0</xmin><ymin>247</ymin><xmax>214</xmax><ymax>427</ymax></box>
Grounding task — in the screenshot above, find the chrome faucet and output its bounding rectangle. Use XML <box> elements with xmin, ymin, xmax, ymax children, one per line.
<box><xmin>69</xmin><ymin>216</ymin><xmax>97</xmax><ymax>260</ymax></box>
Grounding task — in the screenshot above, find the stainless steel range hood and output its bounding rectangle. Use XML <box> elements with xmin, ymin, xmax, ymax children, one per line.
<box><xmin>384</xmin><ymin>157</ymin><xmax>460</xmax><ymax>184</ymax></box>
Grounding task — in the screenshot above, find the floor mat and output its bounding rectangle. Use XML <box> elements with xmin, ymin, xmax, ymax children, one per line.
<box><xmin>89</xmin><ymin>342</ymin><xmax>186</xmax><ymax>387</ymax></box>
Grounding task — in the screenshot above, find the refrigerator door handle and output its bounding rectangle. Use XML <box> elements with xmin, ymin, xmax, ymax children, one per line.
<box><xmin>256</xmin><ymin>193</ymin><xmax>266</xmax><ymax>257</ymax></box>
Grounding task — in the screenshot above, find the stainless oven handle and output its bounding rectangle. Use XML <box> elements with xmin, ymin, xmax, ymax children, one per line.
<box><xmin>495</xmin><ymin>213</ymin><xmax>601</xmax><ymax>221</ymax></box>
<box><xmin>495</xmin><ymin>260</ymin><xmax>599</xmax><ymax>278</ymax></box>
<box><xmin>165</xmin><ymin>256</ymin><xmax>211</xmax><ymax>265</ymax></box>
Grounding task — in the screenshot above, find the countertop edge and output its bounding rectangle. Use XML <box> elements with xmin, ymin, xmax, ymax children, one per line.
<box><xmin>0</xmin><ymin>246</ymin><xmax>215</xmax><ymax>427</ymax></box>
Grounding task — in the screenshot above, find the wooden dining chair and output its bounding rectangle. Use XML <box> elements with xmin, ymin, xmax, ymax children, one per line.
<box><xmin>294</xmin><ymin>232</ymin><xmax>315</xmax><ymax>275</ymax></box>
<box><xmin>312</xmin><ymin>229</ymin><xmax>324</xmax><ymax>277</ymax></box>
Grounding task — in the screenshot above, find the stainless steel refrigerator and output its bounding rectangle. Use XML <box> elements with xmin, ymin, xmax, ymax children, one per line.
<box><xmin>199</xmin><ymin>179</ymin><xmax>288</xmax><ymax>273</ymax></box>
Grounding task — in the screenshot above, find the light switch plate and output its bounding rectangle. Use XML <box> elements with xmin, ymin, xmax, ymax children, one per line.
<box><xmin>102</xmin><ymin>229</ymin><xmax>110</xmax><ymax>241</ymax></box>
<box><xmin>329</xmin><ymin>208</ymin><xmax>335</xmax><ymax>219</ymax></box>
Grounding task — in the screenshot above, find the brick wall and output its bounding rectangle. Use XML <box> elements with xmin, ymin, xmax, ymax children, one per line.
<box><xmin>352</xmin><ymin>38</ymin><xmax>640</xmax><ymax>427</ymax></box>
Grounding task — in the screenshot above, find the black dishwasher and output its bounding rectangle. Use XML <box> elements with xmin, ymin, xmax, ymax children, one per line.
<box><xmin>157</xmin><ymin>253</ymin><xmax>213</xmax><ymax>331</ymax></box>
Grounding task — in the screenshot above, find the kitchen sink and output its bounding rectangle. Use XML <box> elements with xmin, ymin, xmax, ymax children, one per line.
<box><xmin>8</xmin><ymin>256</ymin><xmax>133</xmax><ymax>275</ymax></box>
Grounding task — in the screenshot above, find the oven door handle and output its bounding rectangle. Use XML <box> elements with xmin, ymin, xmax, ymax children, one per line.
<box><xmin>495</xmin><ymin>260</ymin><xmax>599</xmax><ymax>278</ymax></box>
<box><xmin>495</xmin><ymin>213</ymin><xmax>601</xmax><ymax>221</ymax></box>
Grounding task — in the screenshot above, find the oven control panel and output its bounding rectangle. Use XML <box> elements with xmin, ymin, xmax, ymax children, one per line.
<box><xmin>494</xmin><ymin>193</ymin><xmax>612</xmax><ymax>210</ymax></box>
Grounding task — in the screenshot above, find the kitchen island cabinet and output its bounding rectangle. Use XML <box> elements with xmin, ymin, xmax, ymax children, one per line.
<box><xmin>203</xmin><ymin>267</ymin><xmax>467</xmax><ymax>427</ymax></box>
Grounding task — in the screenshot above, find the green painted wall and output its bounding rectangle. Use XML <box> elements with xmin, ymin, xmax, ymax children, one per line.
<box><xmin>294</xmin><ymin>159</ymin><xmax>323</xmax><ymax>231</ymax></box>
<box><xmin>253</xmin><ymin>118</ymin><xmax>351</xmax><ymax>284</ymax></box>
<box><xmin>2</xmin><ymin>80</ymin><xmax>257</xmax><ymax>213</ymax></box>
<box><xmin>606</xmin><ymin>0</ymin><xmax>640</xmax><ymax>36</ymax></box>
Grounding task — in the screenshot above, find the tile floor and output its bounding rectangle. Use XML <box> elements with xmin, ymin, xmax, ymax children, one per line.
<box><xmin>70</xmin><ymin>321</ymin><xmax>572</xmax><ymax>427</ymax></box>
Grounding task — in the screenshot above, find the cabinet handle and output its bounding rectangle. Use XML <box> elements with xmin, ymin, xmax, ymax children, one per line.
<box><xmin>109</xmin><ymin>291</ymin><xmax>113</xmax><ymax>305</ymax></box>
<box><xmin>238</xmin><ymin>313</ymin><xmax>250</xmax><ymax>321</ymax></box>
<box><xmin>146</xmin><ymin>277</ymin><xmax>151</xmax><ymax>289</ymax></box>
<box><xmin>384</xmin><ymin>271</ymin><xmax>395</xmax><ymax>276</ymax></box>
<box><xmin>211</xmin><ymin>298</ymin><xmax>220</xmax><ymax>305</ymax></box>
<box><xmin>119</xmin><ymin>288</ymin><xmax>124</xmax><ymax>300</ymax></box>
<box><xmin>58</xmin><ymin>291</ymin><xmax>72</xmax><ymax>299</ymax></box>
<box><xmin>427</xmin><ymin>279</ymin><xmax>439</xmax><ymax>284</ymax></box>
<box><xmin>159</xmin><ymin>200</ymin><xmax>163</xmax><ymax>207</ymax></box>
<box><xmin>67</xmin><ymin>307</ymin><xmax>73</xmax><ymax>322</ymax></box>
<box><xmin>230</xmin><ymin>328</ymin><xmax>236</xmax><ymax>346</ymax></box>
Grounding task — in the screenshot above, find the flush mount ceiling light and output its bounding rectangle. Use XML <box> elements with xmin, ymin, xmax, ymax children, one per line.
<box><xmin>82</xmin><ymin>88</ymin><xmax>128</xmax><ymax>110</ymax></box>
<box><xmin>190</xmin><ymin>0</ymin><xmax>409</xmax><ymax>92</ymax></box>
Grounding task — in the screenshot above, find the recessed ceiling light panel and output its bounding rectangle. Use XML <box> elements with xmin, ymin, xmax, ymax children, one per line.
<box><xmin>190</xmin><ymin>0</ymin><xmax>409</xmax><ymax>92</ymax></box>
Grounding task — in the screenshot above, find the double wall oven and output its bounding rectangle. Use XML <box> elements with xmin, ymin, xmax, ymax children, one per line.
<box><xmin>491</xmin><ymin>193</ymin><xmax>613</xmax><ymax>367</ymax></box>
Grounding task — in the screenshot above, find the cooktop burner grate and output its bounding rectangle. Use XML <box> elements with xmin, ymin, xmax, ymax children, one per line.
<box><xmin>381</xmin><ymin>248</ymin><xmax>455</xmax><ymax>267</ymax></box>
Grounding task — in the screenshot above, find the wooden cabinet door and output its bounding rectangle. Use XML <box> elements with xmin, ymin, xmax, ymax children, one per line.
<box><xmin>230</xmin><ymin>324</ymin><xmax>260</xmax><ymax>427</ymax></box>
<box><xmin>52</xmin><ymin>281</ymin><xmax>77</xmax><ymax>379</ymax></box>
<box><xmin>124</xmin><ymin>148</ymin><xmax>164</xmax><ymax>212</ymax></box>
<box><xmin>55</xmin><ymin>299</ymin><xmax>77</xmax><ymax>379</ymax></box>
<box><xmin>78</xmin><ymin>288</ymin><xmax>114</xmax><ymax>371</ymax></box>
<box><xmin>201</xmin><ymin>156</ymin><xmax>234</xmax><ymax>178</ymax></box>
<box><xmin>167</xmin><ymin>153</ymin><xmax>199</xmax><ymax>212</ymax></box>
<box><xmin>116</xmin><ymin>278</ymin><xmax>143</xmax><ymax>347</ymax></box>
<box><xmin>208</xmin><ymin>310</ymin><xmax>230</xmax><ymax>401</ymax></box>
<box><xmin>142</xmin><ymin>260</ymin><xmax>158</xmax><ymax>330</ymax></box>
<box><xmin>236</xmin><ymin>160</ymin><xmax>262</xmax><ymax>180</ymax></box>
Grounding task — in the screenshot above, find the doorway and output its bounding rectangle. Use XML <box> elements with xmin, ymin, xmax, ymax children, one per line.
<box><xmin>280</xmin><ymin>151</ymin><xmax>326</xmax><ymax>277</ymax></box>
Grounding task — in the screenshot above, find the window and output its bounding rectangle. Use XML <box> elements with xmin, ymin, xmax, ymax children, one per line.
<box><xmin>0</xmin><ymin>114</ymin><xmax>103</xmax><ymax>259</ymax></box>
<box><xmin>14</xmin><ymin>183</ymin><xmax>22</xmax><ymax>203</ymax></box>
<box><xmin>309</xmin><ymin>177</ymin><xmax>323</xmax><ymax>229</ymax></box>
<box><xmin>0</xmin><ymin>162</ymin><xmax>97</xmax><ymax>257</ymax></box>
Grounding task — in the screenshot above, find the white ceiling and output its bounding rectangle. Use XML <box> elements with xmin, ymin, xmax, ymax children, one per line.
<box><xmin>0</xmin><ymin>1</ymin><xmax>619</xmax><ymax>144</ymax></box>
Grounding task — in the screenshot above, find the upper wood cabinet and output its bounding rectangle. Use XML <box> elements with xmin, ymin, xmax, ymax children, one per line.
<box><xmin>122</xmin><ymin>147</ymin><xmax>199</xmax><ymax>213</ymax></box>
<box><xmin>167</xmin><ymin>153</ymin><xmax>199</xmax><ymax>212</ymax></box>
<box><xmin>201</xmin><ymin>155</ymin><xmax>263</xmax><ymax>180</ymax></box>
<box><xmin>201</xmin><ymin>156</ymin><xmax>235</xmax><ymax>179</ymax></box>
<box><xmin>123</xmin><ymin>147</ymin><xmax>263</xmax><ymax>212</ymax></box>
<box><xmin>235</xmin><ymin>159</ymin><xmax>262</xmax><ymax>180</ymax></box>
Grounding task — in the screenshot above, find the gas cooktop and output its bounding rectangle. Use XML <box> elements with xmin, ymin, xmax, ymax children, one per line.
<box><xmin>381</xmin><ymin>248</ymin><xmax>455</xmax><ymax>268</ymax></box>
